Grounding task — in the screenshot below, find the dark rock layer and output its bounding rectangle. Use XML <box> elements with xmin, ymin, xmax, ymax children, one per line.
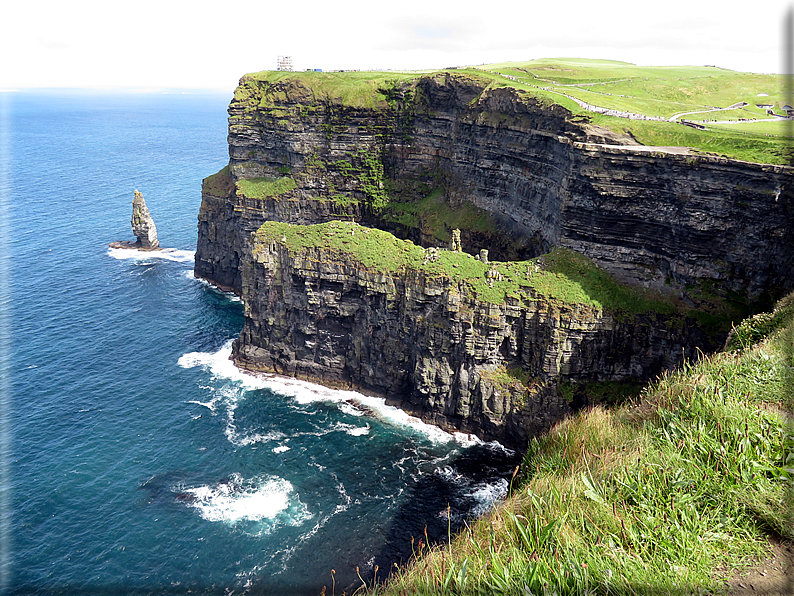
<box><xmin>196</xmin><ymin>72</ymin><xmax>793</xmax><ymax>303</ymax></box>
<box><xmin>232</xmin><ymin>226</ymin><xmax>712</xmax><ymax>447</ymax></box>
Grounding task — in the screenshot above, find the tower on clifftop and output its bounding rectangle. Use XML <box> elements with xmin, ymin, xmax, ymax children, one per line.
<box><xmin>277</xmin><ymin>56</ymin><xmax>293</xmax><ymax>71</ymax></box>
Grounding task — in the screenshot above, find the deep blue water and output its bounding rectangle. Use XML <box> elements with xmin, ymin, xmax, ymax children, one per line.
<box><xmin>1</xmin><ymin>90</ymin><xmax>518</xmax><ymax>595</ymax></box>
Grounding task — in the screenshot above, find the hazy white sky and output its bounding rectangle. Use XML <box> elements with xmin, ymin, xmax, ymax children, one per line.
<box><xmin>0</xmin><ymin>0</ymin><xmax>789</xmax><ymax>91</ymax></box>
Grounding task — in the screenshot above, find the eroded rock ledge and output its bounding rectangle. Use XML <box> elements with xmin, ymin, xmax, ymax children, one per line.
<box><xmin>232</xmin><ymin>221</ymin><xmax>712</xmax><ymax>447</ymax></box>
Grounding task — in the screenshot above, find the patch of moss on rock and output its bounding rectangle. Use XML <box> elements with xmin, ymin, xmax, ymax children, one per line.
<box><xmin>236</xmin><ymin>176</ymin><xmax>297</xmax><ymax>199</ymax></box>
<box><xmin>203</xmin><ymin>165</ymin><xmax>234</xmax><ymax>196</ymax></box>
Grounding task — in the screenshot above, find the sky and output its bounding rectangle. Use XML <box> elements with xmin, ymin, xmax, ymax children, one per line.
<box><xmin>0</xmin><ymin>0</ymin><xmax>790</xmax><ymax>91</ymax></box>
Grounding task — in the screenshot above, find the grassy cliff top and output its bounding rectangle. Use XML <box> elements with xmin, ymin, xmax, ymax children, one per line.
<box><xmin>478</xmin><ymin>57</ymin><xmax>786</xmax><ymax>112</ymax></box>
<box><xmin>236</xmin><ymin>60</ymin><xmax>791</xmax><ymax>164</ymax></box>
<box><xmin>254</xmin><ymin>220</ymin><xmax>682</xmax><ymax>316</ymax></box>
<box><xmin>476</xmin><ymin>58</ymin><xmax>791</xmax><ymax>164</ymax></box>
<box><xmin>235</xmin><ymin>69</ymin><xmax>429</xmax><ymax>109</ymax></box>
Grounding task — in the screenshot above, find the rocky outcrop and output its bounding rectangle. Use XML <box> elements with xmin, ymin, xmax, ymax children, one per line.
<box><xmin>131</xmin><ymin>190</ymin><xmax>159</xmax><ymax>249</ymax></box>
<box><xmin>110</xmin><ymin>189</ymin><xmax>160</xmax><ymax>251</ymax></box>
<box><xmin>232</xmin><ymin>221</ymin><xmax>712</xmax><ymax>447</ymax></box>
<box><xmin>195</xmin><ymin>72</ymin><xmax>794</xmax><ymax>305</ymax></box>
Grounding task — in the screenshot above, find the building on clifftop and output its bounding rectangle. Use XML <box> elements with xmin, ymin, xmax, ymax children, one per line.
<box><xmin>276</xmin><ymin>56</ymin><xmax>293</xmax><ymax>71</ymax></box>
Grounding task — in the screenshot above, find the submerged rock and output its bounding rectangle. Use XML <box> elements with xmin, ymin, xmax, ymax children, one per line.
<box><xmin>110</xmin><ymin>189</ymin><xmax>160</xmax><ymax>250</ymax></box>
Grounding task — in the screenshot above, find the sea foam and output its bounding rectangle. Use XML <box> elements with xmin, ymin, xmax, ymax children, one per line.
<box><xmin>108</xmin><ymin>246</ymin><xmax>195</xmax><ymax>263</ymax></box>
<box><xmin>178</xmin><ymin>341</ymin><xmax>478</xmax><ymax>446</ymax></box>
<box><xmin>180</xmin><ymin>473</ymin><xmax>310</xmax><ymax>530</ymax></box>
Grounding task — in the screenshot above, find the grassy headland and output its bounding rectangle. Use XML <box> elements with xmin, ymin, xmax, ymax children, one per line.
<box><xmin>473</xmin><ymin>58</ymin><xmax>791</xmax><ymax>165</ymax></box>
<box><xmin>365</xmin><ymin>292</ymin><xmax>794</xmax><ymax>595</ymax></box>
<box><xmin>254</xmin><ymin>220</ymin><xmax>688</xmax><ymax>318</ymax></box>
<box><xmin>235</xmin><ymin>69</ymin><xmax>425</xmax><ymax>109</ymax></box>
<box><xmin>235</xmin><ymin>59</ymin><xmax>790</xmax><ymax>165</ymax></box>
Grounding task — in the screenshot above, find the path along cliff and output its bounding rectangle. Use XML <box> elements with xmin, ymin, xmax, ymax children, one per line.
<box><xmin>195</xmin><ymin>70</ymin><xmax>793</xmax><ymax>447</ymax></box>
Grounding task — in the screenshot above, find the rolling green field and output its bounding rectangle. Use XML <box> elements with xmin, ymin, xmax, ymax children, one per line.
<box><xmin>475</xmin><ymin>58</ymin><xmax>791</xmax><ymax>164</ymax></box>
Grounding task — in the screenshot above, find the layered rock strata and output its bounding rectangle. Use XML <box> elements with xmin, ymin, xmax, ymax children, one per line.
<box><xmin>196</xmin><ymin>70</ymin><xmax>793</xmax><ymax>444</ymax></box>
<box><xmin>196</xmin><ymin>72</ymin><xmax>793</xmax><ymax>303</ymax></box>
<box><xmin>232</xmin><ymin>221</ymin><xmax>710</xmax><ymax>447</ymax></box>
<box><xmin>131</xmin><ymin>189</ymin><xmax>159</xmax><ymax>249</ymax></box>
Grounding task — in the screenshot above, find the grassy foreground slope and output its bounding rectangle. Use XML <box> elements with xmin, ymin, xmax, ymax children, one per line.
<box><xmin>369</xmin><ymin>293</ymin><xmax>794</xmax><ymax>595</ymax></box>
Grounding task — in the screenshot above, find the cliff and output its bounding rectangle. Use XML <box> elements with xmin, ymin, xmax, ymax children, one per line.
<box><xmin>196</xmin><ymin>71</ymin><xmax>794</xmax><ymax>303</ymax></box>
<box><xmin>195</xmin><ymin>70</ymin><xmax>793</xmax><ymax>445</ymax></box>
<box><xmin>232</xmin><ymin>221</ymin><xmax>713</xmax><ymax>446</ymax></box>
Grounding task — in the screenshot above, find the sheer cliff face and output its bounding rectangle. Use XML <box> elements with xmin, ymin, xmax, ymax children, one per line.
<box><xmin>232</xmin><ymin>223</ymin><xmax>710</xmax><ymax>446</ymax></box>
<box><xmin>196</xmin><ymin>72</ymin><xmax>793</xmax><ymax>302</ymax></box>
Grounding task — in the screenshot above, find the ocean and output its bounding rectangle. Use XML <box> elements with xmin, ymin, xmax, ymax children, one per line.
<box><xmin>1</xmin><ymin>90</ymin><xmax>519</xmax><ymax>595</ymax></box>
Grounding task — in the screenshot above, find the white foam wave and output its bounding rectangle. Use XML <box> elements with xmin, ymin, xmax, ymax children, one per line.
<box><xmin>108</xmin><ymin>246</ymin><xmax>195</xmax><ymax>263</ymax></box>
<box><xmin>452</xmin><ymin>432</ymin><xmax>482</xmax><ymax>447</ymax></box>
<box><xmin>466</xmin><ymin>478</ymin><xmax>509</xmax><ymax>517</ymax></box>
<box><xmin>186</xmin><ymin>397</ymin><xmax>222</xmax><ymax>412</ymax></box>
<box><xmin>273</xmin><ymin>445</ymin><xmax>290</xmax><ymax>454</ymax></box>
<box><xmin>337</xmin><ymin>401</ymin><xmax>364</xmax><ymax>417</ymax></box>
<box><xmin>181</xmin><ymin>474</ymin><xmax>310</xmax><ymax>528</ymax></box>
<box><xmin>178</xmin><ymin>342</ymin><xmax>470</xmax><ymax>445</ymax></box>
<box><xmin>187</xmin><ymin>271</ymin><xmax>243</xmax><ymax>302</ymax></box>
<box><xmin>347</xmin><ymin>425</ymin><xmax>370</xmax><ymax>437</ymax></box>
<box><xmin>434</xmin><ymin>465</ymin><xmax>464</xmax><ymax>483</ymax></box>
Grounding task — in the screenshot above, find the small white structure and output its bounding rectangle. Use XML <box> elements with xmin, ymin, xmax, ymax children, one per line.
<box><xmin>277</xmin><ymin>56</ymin><xmax>294</xmax><ymax>71</ymax></box>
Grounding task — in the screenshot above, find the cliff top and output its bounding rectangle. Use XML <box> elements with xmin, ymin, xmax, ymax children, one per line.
<box><xmin>254</xmin><ymin>220</ymin><xmax>683</xmax><ymax>317</ymax></box>
<box><xmin>235</xmin><ymin>70</ymin><xmax>426</xmax><ymax>109</ymax></box>
<box><xmin>236</xmin><ymin>60</ymin><xmax>790</xmax><ymax>164</ymax></box>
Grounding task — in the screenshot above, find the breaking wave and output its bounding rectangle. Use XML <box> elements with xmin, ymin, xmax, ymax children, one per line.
<box><xmin>177</xmin><ymin>341</ymin><xmax>478</xmax><ymax>446</ymax></box>
<box><xmin>108</xmin><ymin>246</ymin><xmax>195</xmax><ymax>263</ymax></box>
<box><xmin>176</xmin><ymin>473</ymin><xmax>311</xmax><ymax>532</ymax></box>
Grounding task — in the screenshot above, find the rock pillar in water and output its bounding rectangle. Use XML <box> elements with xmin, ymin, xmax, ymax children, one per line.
<box><xmin>131</xmin><ymin>190</ymin><xmax>159</xmax><ymax>249</ymax></box>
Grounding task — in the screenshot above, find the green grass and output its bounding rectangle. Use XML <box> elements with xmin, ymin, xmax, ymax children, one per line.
<box><xmin>236</xmin><ymin>176</ymin><xmax>297</xmax><ymax>199</ymax></box>
<box><xmin>709</xmin><ymin>120</ymin><xmax>793</xmax><ymax>137</ymax></box>
<box><xmin>254</xmin><ymin>221</ymin><xmax>693</xmax><ymax>320</ymax></box>
<box><xmin>202</xmin><ymin>165</ymin><xmax>234</xmax><ymax>196</ymax></box>
<box><xmin>589</xmin><ymin>115</ymin><xmax>791</xmax><ymax>164</ymax></box>
<box><xmin>235</xmin><ymin>70</ymin><xmax>426</xmax><ymax>109</ymax></box>
<box><xmin>371</xmin><ymin>291</ymin><xmax>794</xmax><ymax>595</ymax></box>
<box><xmin>474</xmin><ymin>58</ymin><xmax>790</xmax><ymax>164</ymax></box>
<box><xmin>231</xmin><ymin>60</ymin><xmax>790</xmax><ymax>164</ymax></box>
<box><xmin>381</xmin><ymin>189</ymin><xmax>496</xmax><ymax>243</ymax></box>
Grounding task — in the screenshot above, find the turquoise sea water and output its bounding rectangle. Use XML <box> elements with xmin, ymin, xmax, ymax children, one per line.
<box><xmin>1</xmin><ymin>90</ymin><xmax>518</xmax><ymax>595</ymax></box>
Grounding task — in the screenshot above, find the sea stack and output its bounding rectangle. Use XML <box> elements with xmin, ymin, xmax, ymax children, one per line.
<box><xmin>131</xmin><ymin>190</ymin><xmax>159</xmax><ymax>250</ymax></box>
